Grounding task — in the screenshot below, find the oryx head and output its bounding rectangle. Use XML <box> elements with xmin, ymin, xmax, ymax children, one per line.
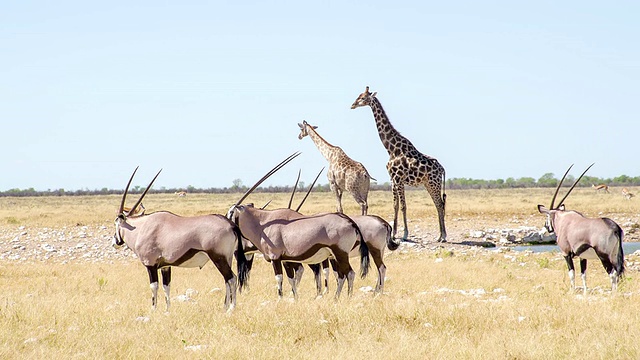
<box><xmin>350</xmin><ymin>86</ymin><xmax>377</xmax><ymax>110</ymax></box>
<box><xmin>537</xmin><ymin>163</ymin><xmax>593</xmax><ymax>233</ymax></box>
<box><xmin>226</xmin><ymin>152</ymin><xmax>301</xmax><ymax>220</ymax></box>
<box><xmin>297</xmin><ymin>121</ymin><xmax>318</xmax><ymax>140</ymax></box>
<box><xmin>113</xmin><ymin>167</ymin><xmax>162</xmax><ymax>248</ymax></box>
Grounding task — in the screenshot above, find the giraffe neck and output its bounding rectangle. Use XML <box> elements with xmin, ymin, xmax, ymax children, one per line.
<box><xmin>370</xmin><ymin>97</ymin><xmax>414</xmax><ymax>156</ymax></box>
<box><xmin>305</xmin><ymin>125</ymin><xmax>338</xmax><ymax>163</ymax></box>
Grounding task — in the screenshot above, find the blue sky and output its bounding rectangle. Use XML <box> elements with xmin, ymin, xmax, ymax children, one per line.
<box><xmin>1</xmin><ymin>1</ymin><xmax>638</xmax><ymax>191</ymax></box>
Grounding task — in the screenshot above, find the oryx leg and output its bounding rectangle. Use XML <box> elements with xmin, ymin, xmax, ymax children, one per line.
<box><xmin>161</xmin><ymin>267</ymin><xmax>171</xmax><ymax>311</ymax></box>
<box><xmin>332</xmin><ymin>251</ymin><xmax>354</xmax><ymax>299</ymax></box>
<box><xmin>283</xmin><ymin>262</ymin><xmax>301</xmax><ymax>299</ymax></box>
<box><xmin>563</xmin><ymin>255</ymin><xmax>576</xmax><ymax>292</ymax></box>
<box><xmin>330</xmin><ymin>259</ymin><xmax>339</xmax><ymax>288</ymax></box>
<box><xmin>211</xmin><ymin>256</ymin><xmax>237</xmax><ymax>311</ymax></box>
<box><xmin>579</xmin><ymin>259</ymin><xmax>588</xmax><ymax>295</ymax></box>
<box><xmin>610</xmin><ymin>270</ymin><xmax>619</xmax><ymax>292</ymax></box>
<box><xmin>272</xmin><ymin>260</ymin><xmax>284</xmax><ymax>298</ymax></box>
<box><xmin>580</xmin><ymin>259</ymin><xmax>587</xmax><ymax>295</ymax></box>
<box><xmin>597</xmin><ymin>253</ymin><xmax>618</xmax><ymax>292</ymax></box>
<box><xmin>146</xmin><ymin>265</ymin><xmax>160</xmax><ymax>310</ymax></box>
<box><xmin>322</xmin><ymin>259</ymin><xmax>331</xmax><ymax>294</ymax></box>
<box><xmin>292</xmin><ymin>263</ymin><xmax>305</xmax><ymax>287</ymax></box>
<box><xmin>308</xmin><ymin>263</ymin><xmax>323</xmax><ymax>298</ymax></box>
<box><xmin>370</xmin><ymin>247</ymin><xmax>386</xmax><ymax>294</ymax></box>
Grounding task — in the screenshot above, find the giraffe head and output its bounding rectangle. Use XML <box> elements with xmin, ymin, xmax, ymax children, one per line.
<box><xmin>297</xmin><ymin>120</ymin><xmax>318</xmax><ymax>140</ymax></box>
<box><xmin>350</xmin><ymin>86</ymin><xmax>377</xmax><ymax>109</ymax></box>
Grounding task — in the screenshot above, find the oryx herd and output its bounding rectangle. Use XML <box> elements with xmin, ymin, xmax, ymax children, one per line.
<box><xmin>111</xmin><ymin>86</ymin><xmax>626</xmax><ymax>312</ymax></box>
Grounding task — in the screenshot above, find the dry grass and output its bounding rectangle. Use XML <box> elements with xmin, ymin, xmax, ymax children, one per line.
<box><xmin>1</xmin><ymin>188</ymin><xmax>640</xmax><ymax>359</ymax></box>
<box><xmin>2</xmin><ymin>186</ymin><xmax>638</xmax><ymax>228</ymax></box>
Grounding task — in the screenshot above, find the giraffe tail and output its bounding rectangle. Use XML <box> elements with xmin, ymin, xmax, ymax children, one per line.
<box><xmin>364</xmin><ymin>168</ymin><xmax>377</xmax><ymax>182</ymax></box>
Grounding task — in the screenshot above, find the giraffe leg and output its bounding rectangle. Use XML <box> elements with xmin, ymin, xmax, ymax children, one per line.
<box><xmin>397</xmin><ymin>184</ymin><xmax>409</xmax><ymax>241</ymax></box>
<box><xmin>426</xmin><ymin>186</ymin><xmax>447</xmax><ymax>242</ymax></box>
<box><xmin>357</xmin><ymin>194</ymin><xmax>368</xmax><ymax>216</ymax></box>
<box><xmin>349</xmin><ymin>180</ymin><xmax>369</xmax><ymax>216</ymax></box>
<box><xmin>330</xmin><ymin>182</ymin><xmax>343</xmax><ymax>214</ymax></box>
<box><xmin>391</xmin><ymin>183</ymin><xmax>401</xmax><ymax>240</ymax></box>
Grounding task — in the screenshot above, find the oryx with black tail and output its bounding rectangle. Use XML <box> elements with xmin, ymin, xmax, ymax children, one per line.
<box><xmin>537</xmin><ymin>164</ymin><xmax>624</xmax><ymax>295</ymax></box>
<box><xmin>113</xmin><ymin>167</ymin><xmax>248</xmax><ymax>312</ymax></box>
<box><xmin>227</xmin><ymin>154</ymin><xmax>370</xmax><ymax>300</ymax></box>
<box><xmin>290</xmin><ymin>170</ymin><xmax>399</xmax><ymax>295</ymax></box>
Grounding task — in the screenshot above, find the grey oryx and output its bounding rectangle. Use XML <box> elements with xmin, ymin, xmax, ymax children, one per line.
<box><xmin>226</xmin><ymin>155</ymin><xmax>370</xmax><ymax>299</ymax></box>
<box><xmin>288</xmin><ymin>171</ymin><xmax>399</xmax><ymax>295</ymax></box>
<box><xmin>229</xmin><ymin>204</ymin><xmax>370</xmax><ymax>299</ymax></box>
<box><xmin>113</xmin><ymin>167</ymin><xmax>248</xmax><ymax>311</ymax></box>
<box><xmin>537</xmin><ymin>164</ymin><xmax>624</xmax><ymax>295</ymax></box>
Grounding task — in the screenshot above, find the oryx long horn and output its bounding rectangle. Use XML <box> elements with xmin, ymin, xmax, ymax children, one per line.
<box><xmin>260</xmin><ymin>199</ymin><xmax>272</xmax><ymax>209</ymax></box>
<box><xmin>232</xmin><ymin>151</ymin><xmax>301</xmax><ymax>208</ymax></box>
<box><xmin>556</xmin><ymin>163</ymin><xmax>595</xmax><ymax>208</ymax></box>
<box><xmin>295</xmin><ymin>167</ymin><xmax>324</xmax><ymax>212</ymax></box>
<box><xmin>118</xmin><ymin>166</ymin><xmax>139</xmax><ymax>214</ymax></box>
<box><xmin>288</xmin><ymin>169</ymin><xmax>302</xmax><ymax>209</ymax></box>
<box><xmin>550</xmin><ymin>164</ymin><xmax>574</xmax><ymax>209</ymax></box>
<box><xmin>126</xmin><ymin>169</ymin><xmax>162</xmax><ymax>216</ymax></box>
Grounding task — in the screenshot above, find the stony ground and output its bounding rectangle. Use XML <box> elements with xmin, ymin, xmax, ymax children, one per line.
<box><xmin>2</xmin><ymin>213</ymin><xmax>639</xmax><ymax>269</ymax></box>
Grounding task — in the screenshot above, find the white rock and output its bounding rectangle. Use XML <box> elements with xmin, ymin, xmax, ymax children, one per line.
<box><xmin>41</xmin><ymin>244</ymin><xmax>56</xmax><ymax>252</ymax></box>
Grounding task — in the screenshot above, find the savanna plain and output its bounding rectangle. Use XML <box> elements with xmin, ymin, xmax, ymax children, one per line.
<box><xmin>1</xmin><ymin>187</ymin><xmax>640</xmax><ymax>359</ymax></box>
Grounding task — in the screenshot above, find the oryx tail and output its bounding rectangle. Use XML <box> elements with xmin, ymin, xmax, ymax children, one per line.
<box><xmin>233</xmin><ymin>224</ymin><xmax>249</xmax><ymax>291</ymax></box>
<box><xmin>382</xmin><ymin>218</ymin><xmax>399</xmax><ymax>251</ymax></box>
<box><xmin>605</xmin><ymin>218</ymin><xmax>625</xmax><ymax>276</ymax></box>
<box><xmin>357</xmin><ymin>226</ymin><xmax>370</xmax><ymax>279</ymax></box>
<box><xmin>345</xmin><ymin>214</ymin><xmax>370</xmax><ymax>279</ymax></box>
<box><xmin>616</xmin><ymin>226</ymin><xmax>625</xmax><ymax>276</ymax></box>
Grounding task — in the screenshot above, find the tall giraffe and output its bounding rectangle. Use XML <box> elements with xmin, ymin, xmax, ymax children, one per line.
<box><xmin>351</xmin><ymin>86</ymin><xmax>447</xmax><ymax>242</ymax></box>
<box><xmin>298</xmin><ymin>120</ymin><xmax>375</xmax><ymax>215</ymax></box>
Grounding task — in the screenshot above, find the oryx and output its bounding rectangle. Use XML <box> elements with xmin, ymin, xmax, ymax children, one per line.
<box><xmin>226</xmin><ymin>155</ymin><xmax>370</xmax><ymax>300</ymax></box>
<box><xmin>113</xmin><ymin>167</ymin><xmax>248</xmax><ymax>311</ymax></box>
<box><xmin>229</xmin><ymin>204</ymin><xmax>369</xmax><ymax>299</ymax></box>
<box><xmin>288</xmin><ymin>170</ymin><xmax>399</xmax><ymax>295</ymax></box>
<box><xmin>537</xmin><ymin>164</ymin><xmax>624</xmax><ymax>295</ymax></box>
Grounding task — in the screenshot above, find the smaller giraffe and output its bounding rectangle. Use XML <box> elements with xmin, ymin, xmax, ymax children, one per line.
<box><xmin>298</xmin><ymin>120</ymin><xmax>375</xmax><ymax>215</ymax></box>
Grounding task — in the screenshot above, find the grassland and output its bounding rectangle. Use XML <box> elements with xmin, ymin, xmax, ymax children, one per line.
<box><xmin>1</xmin><ymin>188</ymin><xmax>639</xmax><ymax>359</ymax></box>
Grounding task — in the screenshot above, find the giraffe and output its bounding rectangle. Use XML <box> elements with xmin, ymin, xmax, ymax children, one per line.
<box><xmin>298</xmin><ymin>120</ymin><xmax>375</xmax><ymax>215</ymax></box>
<box><xmin>350</xmin><ymin>86</ymin><xmax>447</xmax><ymax>242</ymax></box>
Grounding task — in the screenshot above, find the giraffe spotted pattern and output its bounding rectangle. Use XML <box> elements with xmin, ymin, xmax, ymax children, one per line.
<box><xmin>351</xmin><ymin>86</ymin><xmax>447</xmax><ymax>242</ymax></box>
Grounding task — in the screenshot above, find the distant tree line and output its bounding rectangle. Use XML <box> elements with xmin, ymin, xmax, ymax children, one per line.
<box><xmin>1</xmin><ymin>173</ymin><xmax>639</xmax><ymax>197</ymax></box>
